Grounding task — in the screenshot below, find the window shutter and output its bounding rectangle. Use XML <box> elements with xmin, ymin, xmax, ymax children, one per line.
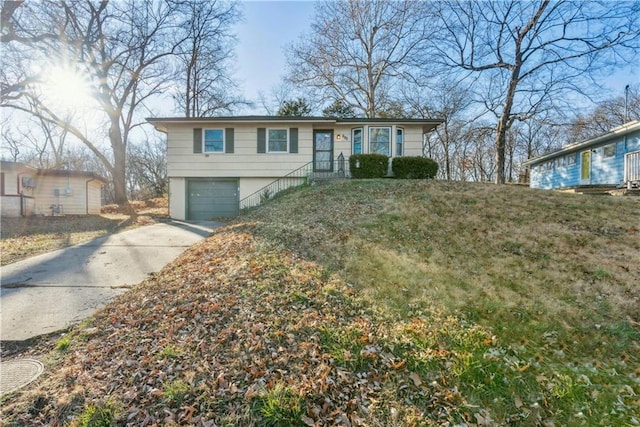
<box><xmin>257</xmin><ymin>128</ymin><xmax>266</xmax><ymax>153</ymax></box>
<box><xmin>225</xmin><ymin>128</ymin><xmax>234</xmax><ymax>153</ymax></box>
<box><xmin>289</xmin><ymin>128</ymin><xmax>298</xmax><ymax>153</ymax></box>
<box><xmin>193</xmin><ymin>128</ymin><xmax>202</xmax><ymax>153</ymax></box>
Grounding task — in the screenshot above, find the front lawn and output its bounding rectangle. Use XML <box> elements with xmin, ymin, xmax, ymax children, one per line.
<box><xmin>1</xmin><ymin>181</ymin><xmax>638</xmax><ymax>425</ymax></box>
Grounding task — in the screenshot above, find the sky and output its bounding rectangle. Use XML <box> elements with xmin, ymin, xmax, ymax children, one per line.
<box><xmin>234</xmin><ymin>1</ymin><xmax>316</xmax><ymax>114</ymax></box>
<box><xmin>230</xmin><ymin>0</ymin><xmax>638</xmax><ymax>115</ymax></box>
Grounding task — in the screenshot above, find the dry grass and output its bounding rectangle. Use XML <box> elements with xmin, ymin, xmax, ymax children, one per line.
<box><xmin>244</xmin><ymin>180</ymin><xmax>640</xmax><ymax>424</ymax></box>
<box><xmin>247</xmin><ymin>180</ymin><xmax>640</xmax><ymax>325</ymax></box>
<box><xmin>1</xmin><ymin>183</ymin><xmax>639</xmax><ymax>426</ymax></box>
<box><xmin>1</xmin><ymin>198</ymin><xmax>168</xmax><ymax>265</ymax></box>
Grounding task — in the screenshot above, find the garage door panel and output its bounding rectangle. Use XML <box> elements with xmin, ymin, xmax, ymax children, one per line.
<box><xmin>187</xmin><ymin>179</ymin><xmax>239</xmax><ymax>219</ymax></box>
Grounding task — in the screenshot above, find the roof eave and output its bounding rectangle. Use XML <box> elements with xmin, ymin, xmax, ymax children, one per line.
<box><xmin>523</xmin><ymin>120</ymin><xmax>640</xmax><ymax>166</ymax></box>
<box><xmin>146</xmin><ymin>116</ymin><xmax>444</xmax><ymax>130</ymax></box>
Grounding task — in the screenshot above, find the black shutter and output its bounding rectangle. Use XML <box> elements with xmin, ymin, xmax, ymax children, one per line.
<box><xmin>257</xmin><ymin>128</ymin><xmax>266</xmax><ymax>153</ymax></box>
<box><xmin>193</xmin><ymin>128</ymin><xmax>202</xmax><ymax>153</ymax></box>
<box><xmin>225</xmin><ymin>128</ymin><xmax>234</xmax><ymax>153</ymax></box>
<box><xmin>289</xmin><ymin>128</ymin><xmax>298</xmax><ymax>153</ymax></box>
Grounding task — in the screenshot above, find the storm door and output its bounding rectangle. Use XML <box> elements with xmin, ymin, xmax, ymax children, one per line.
<box><xmin>580</xmin><ymin>150</ymin><xmax>591</xmax><ymax>185</ymax></box>
<box><xmin>313</xmin><ymin>130</ymin><xmax>334</xmax><ymax>172</ymax></box>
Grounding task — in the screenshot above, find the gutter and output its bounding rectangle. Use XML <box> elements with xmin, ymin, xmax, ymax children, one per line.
<box><xmin>523</xmin><ymin>120</ymin><xmax>640</xmax><ymax>167</ymax></box>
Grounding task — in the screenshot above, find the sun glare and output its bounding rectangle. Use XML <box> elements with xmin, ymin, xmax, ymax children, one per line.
<box><xmin>42</xmin><ymin>66</ymin><xmax>95</xmax><ymax>111</ymax></box>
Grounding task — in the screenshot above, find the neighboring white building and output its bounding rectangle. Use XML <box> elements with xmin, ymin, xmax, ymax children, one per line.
<box><xmin>147</xmin><ymin>116</ymin><xmax>442</xmax><ymax>220</ymax></box>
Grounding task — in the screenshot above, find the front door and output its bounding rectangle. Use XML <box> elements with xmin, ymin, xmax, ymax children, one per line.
<box><xmin>313</xmin><ymin>130</ymin><xmax>333</xmax><ymax>172</ymax></box>
<box><xmin>580</xmin><ymin>151</ymin><xmax>591</xmax><ymax>185</ymax></box>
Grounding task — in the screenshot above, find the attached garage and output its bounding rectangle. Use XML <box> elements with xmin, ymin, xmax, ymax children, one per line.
<box><xmin>186</xmin><ymin>178</ymin><xmax>238</xmax><ymax>220</ymax></box>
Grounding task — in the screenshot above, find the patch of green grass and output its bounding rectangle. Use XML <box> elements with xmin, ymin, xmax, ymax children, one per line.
<box><xmin>71</xmin><ymin>401</ymin><xmax>116</xmax><ymax>427</ymax></box>
<box><xmin>592</xmin><ymin>267</ymin><xmax>612</xmax><ymax>281</ymax></box>
<box><xmin>163</xmin><ymin>379</ymin><xmax>191</xmax><ymax>408</ymax></box>
<box><xmin>289</xmin><ymin>291</ymin><xmax>310</xmax><ymax>305</ymax></box>
<box><xmin>55</xmin><ymin>336</ymin><xmax>71</xmax><ymax>352</ymax></box>
<box><xmin>159</xmin><ymin>344</ymin><xmax>182</xmax><ymax>359</ymax></box>
<box><xmin>318</xmin><ymin>326</ymin><xmax>370</xmax><ymax>371</ymax></box>
<box><xmin>252</xmin><ymin>383</ymin><xmax>305</xmax><ymax>426</ymax></box>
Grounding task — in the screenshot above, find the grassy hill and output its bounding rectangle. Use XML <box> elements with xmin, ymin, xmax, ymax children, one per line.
<box><xmin>2</xmin><ymin>180</ymin><xmax>639</xmax><ymax>426</ymax></box>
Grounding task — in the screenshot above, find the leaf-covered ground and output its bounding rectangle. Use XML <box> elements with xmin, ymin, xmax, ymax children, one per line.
<box><xmin>2</xmin><ymin>225</ymin><xmax>500</xmax><ymax>426</ymax></box>
<box><xmin>1</xmin><ymin>181</ymin><xmax>639</xmax><ymax>426</ymax></box>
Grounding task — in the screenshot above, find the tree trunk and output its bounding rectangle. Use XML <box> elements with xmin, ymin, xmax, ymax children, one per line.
<box><xmin>495</xmin><ymin>118</ymin><xmax>508</xmax><ymax>184</ymax></box>
<box><xmin>108</xmin><ymin>118</ymin><xmax>129</xmax><ymax>208</ymax></box>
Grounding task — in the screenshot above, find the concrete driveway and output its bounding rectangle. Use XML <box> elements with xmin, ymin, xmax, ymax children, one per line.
<box><xmin>0</xmin><ymin>220</ymin><xmax>220</xmax><ymax>342</ymax></box>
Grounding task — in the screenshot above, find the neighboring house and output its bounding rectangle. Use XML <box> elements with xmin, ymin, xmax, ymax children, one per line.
<box><xmin>147</xmin><ymin>116</ymin><xmax>442</xmax><ymax>220</ymax></box>
<box><xmin>523</xmin><ymin>121</ymin><xmax>640</xmax><ymax>191</ymax></box>
<box><xmin>0</xmin><ymin>161</ymin><xmax>106</xmax><ymax>217</ymax></box>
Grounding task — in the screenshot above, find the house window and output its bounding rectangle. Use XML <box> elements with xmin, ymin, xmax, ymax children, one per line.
<box><xmin>204</xmin><ymin>129</ymin><xmax>224</xmax><ymax>153</ymax></box>
<box><xmin>267</xmin><ymin>129</ymin><xmax>288</xmax><ymax>153</ymax></box>
<box><xmin>352</xmin><ymin>128</ymin><xmax>362</xmax><ymax>154</ymax></box>
<box><xmin>396</xmin><ymin>128</ymin><xmax>404</xmax><ymax>156</ymax></box>
<box><xmin>603</xmin><ymin>144</ymin><xmax>616</xmax><ymax>158</ymax></box>
<box><xmin>566</xmin><ymin>154</ymin><xmax>577</xmax><ymax>166</ymax></box>
<box><xmin>369</xmin><ymin>127</ymin><xmax>391</xmax><ymax>155</ymax></box>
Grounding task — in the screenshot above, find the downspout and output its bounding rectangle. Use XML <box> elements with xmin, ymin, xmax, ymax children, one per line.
<box><xmin>16</xmin><ymin>171</ymin><xmax>28</xmax><ymax>217</ymax></box>
<box><xmin>85</xmin><ymin>178</ymin><xmax>96</xmax><ymax>214</ymax></box>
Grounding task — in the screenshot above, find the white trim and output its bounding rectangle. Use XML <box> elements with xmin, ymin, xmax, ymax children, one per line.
<box><xmin>266</xmin><ymin>128</ymin><xmax>289</xmax><ymax>153</ymax></box>
<box><xmin>352</xmin><ymin>127</ymin><xmax>363</xmax><ymax>155</ymax></box>
<box><xmin>203</xmin><ymin>128</ymin><xmax>225</xmax><ymax>153</ymax></box>
<box><xmin>396</xmin><ymin>127</ymin><xmax>404</xmax><ymax>157</ymax></box>
<box><xmin>368</xmin><ymin>126</ymin><xmax>391</xmax><ymax>156</ymax></box>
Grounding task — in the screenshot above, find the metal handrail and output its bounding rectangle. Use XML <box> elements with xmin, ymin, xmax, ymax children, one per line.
<box><xmin>311</xmin><ymin>153</ymin><xmax>351</xmax><ymax>180</ymax></box>
<box><xmin>239</xmin><ymin>161</ymin><xmax>314</xmax><ymax>210</ymax></box>
<box><xmin>239</xmin><ymin>154</ymin><xmax>352</xmax><ymax>210</ymax></box>
<box><xmin>624</xmin><ymin>150</ymin><xmax>640</xmax><ymax>188</ymax></box>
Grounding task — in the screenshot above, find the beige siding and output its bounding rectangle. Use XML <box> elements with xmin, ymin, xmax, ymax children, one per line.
<box><xmin>321</xmin><ymin>124</ymin><xmax>425</xmax><ymax>158</ymax></box>
<box><xmin>403</xmin><ymin>127</ymin><xmax>425</xmax><ymax>156</ymax></box>
<box><xmin>167</xmin><ymin>122</ymin><xmax>429</xmax><ymax>179</ymax></box>
<box><xmin>1</xmin><ymin>195</ymin><xmax>35</xmax><ymax>217</ymax></box>
<box><xmin>167</xmin><ymin>123</ymin><xmax>314</xmax><ymax>178</ymax></box>
<box><xmin>240</xmin><ymin>177</ymin><xmax>280</xmax><ymax>200</ymax></box>
<box><xmin>33</xmin><ymin>176</ymin><xmax>95</xmax><ymax>215</ymax></box>
<box><xmin>169</xmin><ymin>177</ymin><xmax>186</xmax><ymax>220</ymax></box>
<box><xmin>1</xmin><ymin>169</ymin><xmax>36</xmax><ymax>196</ymax></box>
<box><xmin>165</xmin><ymin>121</ymin><xmax>431</xmax><ymax>218</ymax></box>
<box><xmin>87</xmin><ymin>181</ymin><xmax>103</xmax><ymax>214</ymax></box>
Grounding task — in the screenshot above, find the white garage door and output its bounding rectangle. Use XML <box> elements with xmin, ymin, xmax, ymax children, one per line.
<box><xmin>187</xmin><ymin>178</ymin><xmax>239</xmax><ymax>220</ymax></box>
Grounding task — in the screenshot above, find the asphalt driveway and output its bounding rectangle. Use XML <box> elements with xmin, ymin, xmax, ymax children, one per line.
<box><xmin>0</xmin><ymin>220</ymin><xmax>220</xmax><ymax>342</ymax></box>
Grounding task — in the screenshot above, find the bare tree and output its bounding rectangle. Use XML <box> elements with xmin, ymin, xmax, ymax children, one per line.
<box><xmin>286</xmin><ymin>0</ymin><xmax>430</xmax><ymax>118</ymax></box>
<box><xmin>407</xmin><ymin>81</ymin><xmax>473</xmax><ymax>180</ymax></box>
<box><xmin>173</xmin><ymin>0</ymin><xmax>245</xmax><ymax>117</ymax></box>
<box><xmin>127</xmin><ymin>135</ymin><xmax>167</xmax><ymax>199</ymax></box>
<box><xmin>567</xmin><ymin>84</ymin><xmax>640</xmax><ymax>141</ymax></box>
<box><xmin>429</xmin><ymin>0</ymin><xmax>640</xmax><ymax>184</ymax></box>
<box><xmin>1</xmin><ymin>1</ymin><xmax>191</xmax><ymax>206</ymax></box>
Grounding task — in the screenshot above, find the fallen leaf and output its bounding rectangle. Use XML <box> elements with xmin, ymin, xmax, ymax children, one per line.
<box><xmin>409</xmin><ymin>372</ymin><xmax>422</xmax><ymax>387</ymax></box>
